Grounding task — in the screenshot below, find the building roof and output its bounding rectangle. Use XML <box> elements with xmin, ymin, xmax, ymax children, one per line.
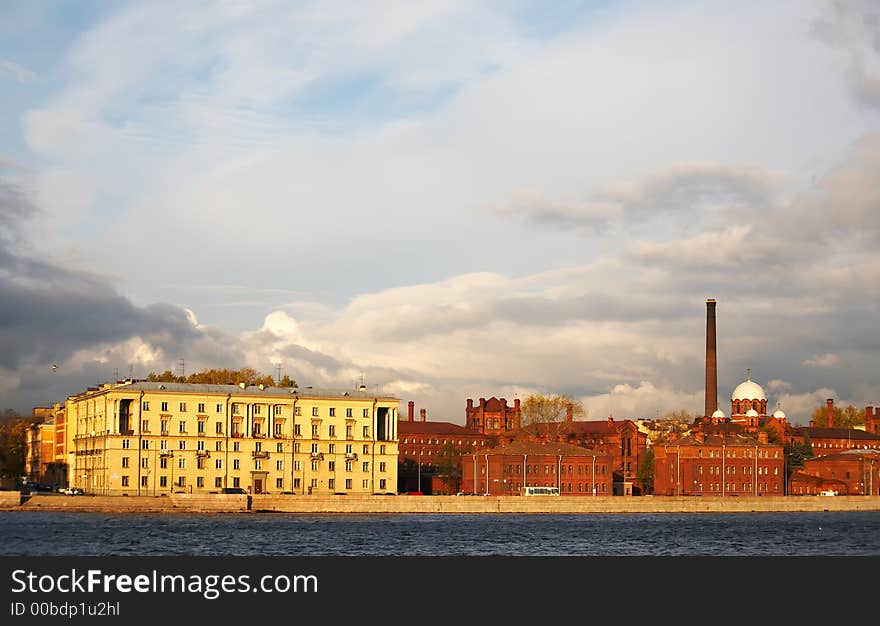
<box><xmin>792</xmin><ymin>427</ymin><xmax>880</xmax><ymax>441</ymax></box>
<box><xmin>521</xmin><ymin>419</ymin><xmax>631</xmax><ymax>438</ymax></box>
<box><xmin>732</xmin><ymin>376</ymin><xmax>766</xmax><ymax>401</ymax></box>
<box><xmin>72</xmin><ymin>381</ymin><xmax>397</xmax><ymax>400</ymax></box>
<box><xmin>472</xmin><ymin>397</ymin><xmax>516</xmax><ymax>412</ymax></box>
<box><xmin>669</xmin><ymin>432</ymin><xmax>776</xmax><ymax>447</ymax></box>
<box><xmin>398</xmin><ymin>420</ymin><xmax>487</xmax><ymax>437</ymax></box>
<box><xmin>484</xmin><ymin>440</ymin><xmax>605</xmax><ymax>457</ymax></box>
<box><xmin>804</xmin><ymin>449</ymin><xmax>880</xmax><ymax>463</ymax></box>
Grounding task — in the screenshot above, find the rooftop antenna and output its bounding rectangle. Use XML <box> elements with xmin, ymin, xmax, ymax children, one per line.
<box><xmin>128</xmin><ymin>363</ymin><xmax>134</xmax><ymax>380</ymax></box>
<box><xmin>114</xmin><ymin>367</ymin><xmax>119</xmax><ymax>381</ymax></box>
<box><xmin>358</xmin><ymin>372</ymin><xmax>367</xmax><ymax>394</ymax></box>
<box><xmin>276</xmin><ymin>362</ymin><xmax>282</xmax><ymax>383</ymax></box>
<box><xmin>178</xmin><ymin>358</ymin><xmax>185</xmax><ymax>379</ymax></box>
<box><xmin>51</xmin><ymin>364</ymin><xmax>58</xmax><ymax>373</ymax></box>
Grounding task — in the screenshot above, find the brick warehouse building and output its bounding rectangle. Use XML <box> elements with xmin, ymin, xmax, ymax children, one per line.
<box><xmin>789</xmin><ymin>450</ymin><xmax>880</xmax><ymax>495</ymax></box>
<box><xmin>653</xmin><ymin>432</ymin><xmax>784</xmax><ymax>496</ymax></box>
<box><xmin>514</xmin><ymin>416</ymin><xmax>647</xmax><ymax>495</ymax></box>
<box><xmin>460</xmin><ymin>441</ymin><xmax>613</xmax><ymax>496</ymax></box>
<box><xmin>787</xmin><ymin>401</ymin><xmax>880</xmax><ymax>456</ymax></box>
<box><xmin>397</xmin><ymin>401</ymin><xmax>490</xmax><ymax>494</ymax></box>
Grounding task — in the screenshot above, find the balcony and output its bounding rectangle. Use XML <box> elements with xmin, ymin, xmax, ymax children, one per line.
<box><xmin>231</xmin><ymin>433</ymin><xmax>242</xmax><ymax>439</ymax></box>
<box><xmin>310</xmin><ymin>452</ymin><xmax>324</xmax><ymax>461</ymax></box>
<box><xmin>196</xmin><ymin>450</ymin><xmax>210</xmax><ymax>458</ymax></box>
<box><xmin>161</xmin><ymin>430</ymin><xmax>169</xmax><ymax>436</ymax></box>
<box><xmin>252</xmin><ymin>451</ymin><xmax>270</xmax><ymax>459</ymax></box>
<box><xmin>345</xmin><ymin>453</ymin><xmax>358</xmax><ymax>461</ymax></box>
<box><xmin>253</xmin><ymin>433</ymin><xmax>266</xmax><ymax>439</ymax></box>
<box><xmin>160</xmin><ymin>451</ymin><xmax>174</xmax><ymax>458</ymax></box>
<box><xmin>120</xmin><ymin>430</ymin><xmax>134</xmax><ymax>436</ymax></box>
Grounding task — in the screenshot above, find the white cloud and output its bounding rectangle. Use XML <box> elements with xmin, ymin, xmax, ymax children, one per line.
<box><xmin>0</xmin><ymin>59</ymin><xmax>37</xmax><ymax>83</ymax></box>
<box><xmin>803</xmin><ymin>353</ymin><xmax>840</xmax><ymax>367</ymax></box>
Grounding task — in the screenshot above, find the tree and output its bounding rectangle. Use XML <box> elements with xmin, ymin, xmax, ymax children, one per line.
<box><xmin>431</xmin><ymin>442</ymin><xmax>466</xmax><ymax>494</ymax></box>
<box><xmin>144</xmin><ymin>367</ymin><xmax>294</xmax><ymax>388</ymax></box>
<box><xmin>0</xmin><ymin>409</ymin><xmax>41</xmax><ymax>478</ymax></box>
<box><xmin>277</xmin><ymin>374</ymin><xmax>297</xmax><ymax>388</ymax></box>
<box><xmin>784</xmin><ymin>437</ymin><xmax>814</xmax><ymax>486</ymax></box>
<box><xmin>636</xmin><ymin>447</ymin><xmax>654</xmax><ymax>495</ymax></box>
<box><xmin>810</xmin><ymin>404</ymin><xmax>865</xmax><ymax>429</ymax></box>
<box><xmin>520</xmin><ymin>393</ymin><xmax>586</xmax><ymax>441</ymax></box>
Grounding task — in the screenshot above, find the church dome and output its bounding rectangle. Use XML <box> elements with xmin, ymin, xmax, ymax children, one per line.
<box><xmin>745</xmin><ymin>408</ymin><xmax>759</xmax><ymax>417</ymax></box>
<box><xmin>732</xmin><ymin>374</ymin><xmax>766</xmax><ymax>401</ymax></box>
<box><xmin>773</xmin><ymin>408</ymin><xmax>786</xmax><ymax>419</ymax></box>
<box><xmin>711</xmin><ymin>409</ymin><xmax>726</xmax><ymax>419</ymax></box>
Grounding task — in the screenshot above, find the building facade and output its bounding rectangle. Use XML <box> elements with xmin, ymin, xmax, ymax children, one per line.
<box><xmin>397</xmin><ymin>401</ymin><xmax>490</xmax><ymax>494</ymax></box>
<box><xmin>465</xmin><ymin>397</ymin><xmax>521</xmax><ymax>437</ymax></box>
<box><xmin>63</xmin><ymin>381</ymin><xmax>399</xmax><ymax>496</ymax></box>
<box><xmin>652</xmin><ymin>432</ymin><xmax>785</xmax><ymax>496</ymax></box>
<box><xmin>460</xmin><ymin>441</ymin><xmax>613</xmax><ymax>496</ymax></box>
<box><xmin>789</xmin><ymin>450</ymin><xmax>880</xmax><ymax>495</ymax></box>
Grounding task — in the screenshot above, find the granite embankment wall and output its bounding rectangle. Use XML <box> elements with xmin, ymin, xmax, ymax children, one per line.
<box><xmin>3</xmin><ymin>492</ymin><xmax>880</xmax><ymax>514</ymax></box>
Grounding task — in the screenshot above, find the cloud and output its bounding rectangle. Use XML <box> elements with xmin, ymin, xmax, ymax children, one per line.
<box><xmin>803</xmin><ymin>353</ymin><xmax>840</xmax><ymax>368</ymax></box>
<box><xmin>0</xmin><ymin>59</ymin><xmax>37</xmax><ymax>83</ymax></box>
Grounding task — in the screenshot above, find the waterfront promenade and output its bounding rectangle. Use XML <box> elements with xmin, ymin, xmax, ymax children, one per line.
<box><xmin>3</xmin><ymin>491</ymin><xmax>880</xmax><ymax>514</ymax></box>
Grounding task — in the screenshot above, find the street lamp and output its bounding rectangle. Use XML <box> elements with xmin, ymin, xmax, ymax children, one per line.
<box><xmin>417</xmin><ymin>449</ymin><xmax>422</xmax><ymax>493</ymax></box>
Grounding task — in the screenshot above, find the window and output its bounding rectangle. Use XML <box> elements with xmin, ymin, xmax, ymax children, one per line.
<box><xmin>346</xmin><ymin>425</ymin><xmax>353</xmax><ymax>438</ymax></box>
<box><xmin>363</xmin><ymin>426</ymin><xmax>370</xmax><ymax>438</ymax></box>
<box><xmin>311</xmin><ymin>407</ymin><xmax>319</xmax><ymax>417</ymax></box>
<box><xmin>310</xmin><ymin>478</ymin><xmax>318</xmax><ymax>488</ymax></box>
<box><xmin>179</xmin><ymin>420</ymin><xmax>186</xmax><ymax>433</ymax></box>
<box><xmin>294</xmin><ymin>424</ymin><xmax>302</xmax><ymax>436</ymax></box>
<box><xmin>233</xmin><ymin>442</ymin><xmax>240</xmax><ymax>452</ymax></box>
<box><xmin>215</xmin><ymin>422</ymin><xmax>223</xmax><ymax>434</ymax></box>
<box><xmin>380</xmin><ymin>445</ymin><xmax>386</xmax><ymax>455</ymax></box>
<box><xmin>294</xmin><ymin>478</ymin><xmax>301</xmax><ymax>489</ymax></box>
<box><xmin>346</xmin><ymin>408</ymin><xmax>352</xmax><ymax>417</ymax></box>
<box><xmin>233</xmin><ymin>459</ymin><xmax>240</xmax><ymax>470</ymax></box>
<box><xmin>253</xmin><ymin>423</ymin><xmax>262</xmax><ymax>436</ymax></box>
<box><xmin>311</xmin><ymin>461</ymin><xmax>319</xmax><ymax>471</ymax></box>
<box><xmin>254</xmin><ymin>405</ymin><xmax>262</xmax><ymax>416</ymax></box>
<box><xmin>274</xmin><ymin>405</ymin><xmax>282</xmax><ymax>416</ymax></box>
<box><xmin>121</xmin><ymin>476</ymin><xmax>129</xmax><ymax>487</ymax></box>
<box><xmin>122</xmin><ymin>439</ymin><xmax>130</xmax><ymax>449</ymax></box>
<box><xmin>197</xmin><ymin>440</ymin><xmax>205</xmax><ymax>451</ymax></box>
<box><xmin>142</xmin><ymin>440</ymin><xmax>150</xmax><ymax>450</ymax></box>
<box><xmin>276</xmin><ymin>460</ymin><xmax>284</xmax><ymax>470</ymax></box>
<box><xmin>142</xmin><ymin>401</ymin><xmax>150</xmax><ymax>411</ymax></box>
<box><xmin>328</xmin><ymin>444</ymin><xmax>335</xmax><ymax>454</ymax></box>
<box><xmin>161</xmin><ymin>420</ymin><xmax>168</xmax><ymax>433</ymax></box>
<box><xmin>141</xmin><ymin>458</ymin><xmax>148</xmax><ymax>469</ymax></box>
<box><xmin>345</xmin><ymin>479</ymin><xmax>352</xmax><ymax>490</ymax></box>
<box><xmin>215</xmin><ymin>441</ymin><xmax>222</xmax><ymax>451</ymax></box>
<box><xmin>363</xmin><ymin>409</ymin><xmax>369</xmax><ymax>418</ymax></box>
<box><xmin>197</xmin><ymin>477</ymin><xmax>204</xmax><ymax>488</ymax></box>
<box><xmin>160</xmin><ymin>458</ymin><xmax>168</xmax><ymax>469</ymax></box>
<box><xmin>379</xmin><ymin>479</ymin><xmax>386</xmax><ymax>490</ymax></box>
<box><xmin>276</xmin><ymin>443</ymin><xmax>283</xmax><ymax>453</ymax></box>
<box><xmin>312</xmin><ymin>424</ymin><xmax>319</xmax><ymax>437</ymax></box>
<box><xmin>198</xmin><ymin>403</ymin><xmax>205</xmax><ymax>413</ymax></box>
<box><xmin>294</xmin><ymin>443</ymin><xmax>301</xmax><ymax>453</ymax></box>
<box><xmin>254</xmin><ymin>460</ymin><xmax>262</xmax><ymax>470</ymax></box>
<box><xmin>161</xmin><ymin>402</ymin><xmax>168</xmax><ymax>412</ymax></box>
<box><xmin>216</xmin><ymin>404</ymin><xmax>223</xmax><ymax>413</ymax></box>
<box><xmin>215</xmin><ymin>459</ymin><xmax>222</xmax><ymax>469</ymax></box>
<box><xmin>329</xmin><ymin>425</ymin><xmax>336</xmax><ymax>437</ymax></box>
<box><xmin>122</xmin><ymin>457</ymin><xmax>130</xmax><ymax>468</ymax></box>
<box><xmin>141</xmin><ymin>420</ymin><xmax>149</xmax><ymax>432</ymax></box>
<box><xmin>362</xmin><ymin>462</ymin><xmax>369</xmax><ymax>472</ymax></box>
<box><xmin>329</xmin><ymin>408</ymin><xmax>337</xmax><ymax>417</ymax></box>
<box><xmin>274</xmin><ymin>423</ymin><xmax>282</xmax><ymax>436</ymax></box>
<box><xmin>328</xmin><ymin>461</ymin><xmax>336</xmax><ymax>471</ymax></box>
<box><xmin>179</xmin><ymin>441</ymin><xmax>186</xmax><ymax>450</ymax></box>
<box><xmin>160</xmin><ymin>476</ymin><xmax>167</xmax><ymax>487</ymax></box>
<box><xmin>345</xmin><ymin>444</ymin><xmax>353</xmax><ymax>454</ymax></box>
<box><xmin>276</xmin><ymin>478</ymin><xmax>284</xmax><ymax>489</ymax></box>
<box><xmin>232</xmin><ymin>403</ymin><xmax>241</xmax><ymax>415</ymax></box>
<box><xmin>345</xmin><ymin>461</ymin><xmax>353</xmax><ymax>472</ymax></box>
<box><xmin>215</xmin><ymin>477</ymin><xmax>223</xmax><ymax>488</ymax></box>
<box><xmin>328</xmin><ymin>478</ymin><xmax>335</xmax><ymax>490</ymax></box>
<box><xmin>233</xmin><ymin>477</ymin><xmax>240</xmax><ymax>488</ymax></box>
<box><xmin>178</xmin><ymin>458</ymin><xmax>186</xmax><ymax>469</ymax></box>
<box><xmin>379</xmin><ymin>462</ymin><xmax>386</xmax><ymax>472</ymax></box>
<box><xmin>295</xmin><ymin>406</ymin><xmax>301</xmax><ymax>416</ymax></box>
<box><xmin>179</xmin><ymin>403</ymin><xmax>187</xmax><ymax>412</ymax></box>
<box><xmin>177</xmin><ymin>476</ymin><xmax>186</xmax><ymax>488</ymax></box>
<box><xmin>294</xmin><ymin>461</ymin><xmax>301</xmax><ymax>471</ymax></box>
<box><xmin>362</xmin><ymin>445</ymin><xmax>369</xmax><ymax>455</ymax></box>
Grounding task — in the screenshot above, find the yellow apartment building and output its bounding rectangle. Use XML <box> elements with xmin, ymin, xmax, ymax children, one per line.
<box><xmin>63</xmin><ymin>381</ymin><xmax>399</xmax><ymax>496</ymax></box>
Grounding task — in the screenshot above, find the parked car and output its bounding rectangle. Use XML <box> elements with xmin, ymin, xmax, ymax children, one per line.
<box><xmin>221</xmin><ymin>487</ymin><xmax>247</xmax><ymax>495</ymax></box>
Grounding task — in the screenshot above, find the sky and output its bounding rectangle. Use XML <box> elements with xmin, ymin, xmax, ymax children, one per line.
<box><xmin>1</xmin><ymin>0</ymin><xmax>879</xmax><ymax>425</ymax></box>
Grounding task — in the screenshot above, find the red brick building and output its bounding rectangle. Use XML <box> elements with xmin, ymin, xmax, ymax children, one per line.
<box><xmin>397</xmin><ymin>401</ymin><xmax>490</xmax><ymax>494</ymax></box>
<box><xmin>465</xmin><ymin>397</ymin><xmax>521</xmax><ymax>437</ymax></box>
<box><xmin>787</xmin><ymin>425</ymin><xmax>880</xmax><ymax>457</ymax></box>
<box><xmin>514</xmin><ymin>417</ymin><xmax>648</xmax><ymax>495</ymax></box>
<box><xmin>789</xmin><ymin>450</ymin><xmax>880</xmax><ymax>495</ymax></box>
<box><xmin>653</xmin><ymin>432</ymin><xmax>784</xmax><ymax>496</ymax></box>
<box><xmin>460</xmin><ymin>440</ymin><xmax>613</xmax><ymax>496</ymax></box>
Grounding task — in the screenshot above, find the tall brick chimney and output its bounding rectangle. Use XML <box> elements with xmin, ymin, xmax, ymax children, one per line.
<box><xmin>566</xmin><ymin>403</ymin><xmax>573</xmax><ymax>422</ymax></box>
<box><xmin>705</xmin><ymin>299</ymin><xmax>718</xmax><ymax>418</ymax></box>
<box><xmin>408</xmin><ymin>401</ymin><xmax>414</xmax><ymax>422</ymax></box>
<box><xmin>419</xmin><ymin>408</ymin><xmax>426</xmax><ymax>422</ymax></box>
<box><xmin>866</xmin><ymin>406</ymin><xmax>875</xmax><ymax>434</ymax></box>
<box><xmin>827</xmin><ymin>398</ymin><xmax>834</xmax><ymax>429</ymax></box>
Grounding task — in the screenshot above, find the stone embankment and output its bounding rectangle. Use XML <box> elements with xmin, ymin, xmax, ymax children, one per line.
<box><xmin>2</xmin><ymin>492</ymin><xmax>880</xmax><ymax>514</ymax></box>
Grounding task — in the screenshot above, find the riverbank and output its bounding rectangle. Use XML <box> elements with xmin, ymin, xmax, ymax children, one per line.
<box><xmin>3</xmin><ymin>491</ymin><xmax>880</xmax><ymax>514</ymax></box>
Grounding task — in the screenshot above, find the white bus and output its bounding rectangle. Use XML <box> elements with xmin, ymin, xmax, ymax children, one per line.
<box><xmin>521</xmin><ymin>486</ymin><xmax>560</xmax><ymax>496</ymax></box>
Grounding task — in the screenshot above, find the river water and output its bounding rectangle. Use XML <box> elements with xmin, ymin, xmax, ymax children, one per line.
<box><xmin>3</xmin><ymin>510</ymin><xmax>880</xmax><ymax>556</ymax></box>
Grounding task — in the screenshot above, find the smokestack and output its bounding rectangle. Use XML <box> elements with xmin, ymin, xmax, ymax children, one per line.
<box><xmin>419</xmin><ymin>408</ymin><xmax>426</xmax><ymax>422</ymax></box>
<box><xmin>408</xmin><ymin>401</ymin><xmax>414</xmax><ymax>422</ymax></box>
<box><xmin>827</xmin><ymin>398</ymin><xmax>834</xmax><ymax>429</ymax></box>
<box><xmin>566</xmin><ymin>403</ymin><xmax>573</xmax><ymax>422</ymax></box>
<box><xmin>866</xmin><ymin>406</ymin><xmax>875</xmax><ymax>434</ymax></box>
<box><xmin>705</xmin><ymin>299</ymin><xmax>718</xmax><ymax>418</ymax></box>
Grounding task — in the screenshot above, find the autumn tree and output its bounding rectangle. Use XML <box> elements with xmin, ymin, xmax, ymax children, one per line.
<box><xmin>636</xmin><ymin>447</ymin><xmax>655</xmax><ymax>494</ymax></box>
<box><xmin>810</xmin><ymin>404</ymin><xmax>864</xmax><ymax>429</ymax></box>
<box><xmin>520</xmin><ymin>393</ymin><xmax>586</xmax><ymax>441</ymax></box>
<box><xmin>0</xmin><ymin>409</ymin><xmax>41</xmax><ymax>478</ymax></box>
<box><xmin>784</xmin><ymin>438</ymin><xmax>814</xmax><ymax>490</ymax></box>
<box><xmin>145</xmin><ymin>367</ymin><xmax>295</xmax><ymax>388</ymax></box>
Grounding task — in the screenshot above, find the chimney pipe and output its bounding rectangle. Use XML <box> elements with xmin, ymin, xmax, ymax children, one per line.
<box><xmin>566</xmin><ymin>403</ymin><xmax>573</xmax><ymax>422</ymax></box>
<box><xmin>866</xmin><ymin>406</ymin><xmax>875</xmax><ymax>434</ymax></box>
<box><xmin>408</xmin><ymin>401</ymin><xmax>414</xmax><ymax>422</ymax></box>
<box><xmin>419</xmin><ymin>408</ymin><xmax>426</xmax><ymax>422</ymax></box>
<box><xmin>827</xmin><ymin>398</ymin><xmax>834</xmax><ymax>429</ymax></box>
<box><xmin>705</xmin><ymin>299</ymin><xmax>718</xmax><ymax>418</ymax></box>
